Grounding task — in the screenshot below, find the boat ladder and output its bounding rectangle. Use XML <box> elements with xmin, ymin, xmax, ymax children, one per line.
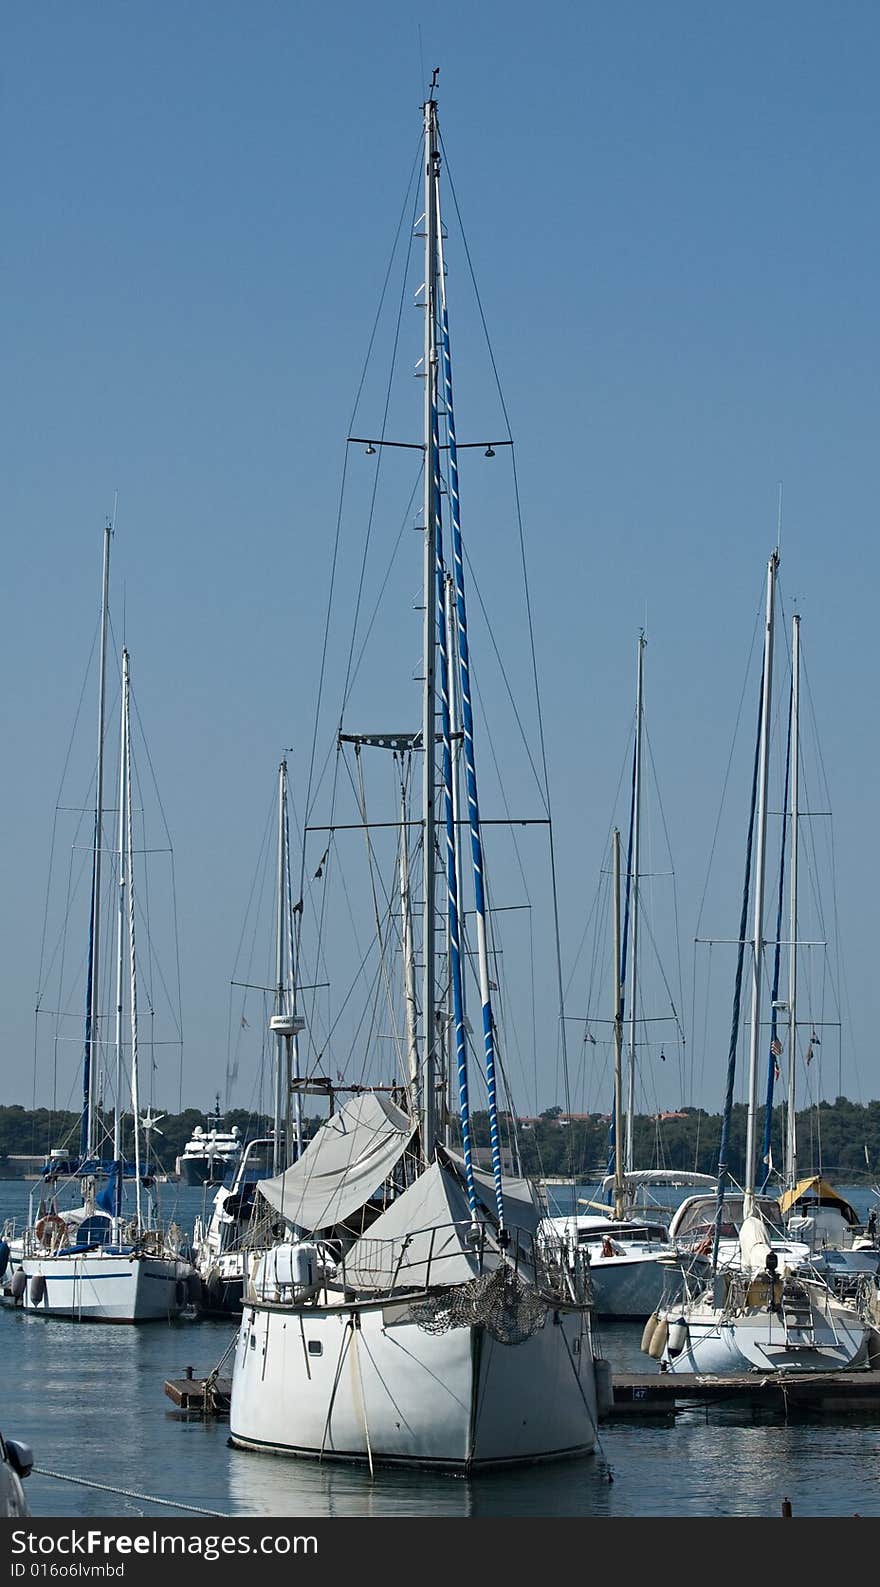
<box><xmin>780</xmin><ymin>1281</ymin><xmax>818</xmax><ymax>1347</ymax></box>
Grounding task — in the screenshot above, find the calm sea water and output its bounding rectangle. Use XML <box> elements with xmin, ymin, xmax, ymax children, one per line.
<box><xmin>3</xmin><ymin>1178</ymin><xmax>880</xmax><ymax>1520</ymax></box>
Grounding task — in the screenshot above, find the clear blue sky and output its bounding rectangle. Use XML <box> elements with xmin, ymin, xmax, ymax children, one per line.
<box><xmin>2</xmin><ymin>3</ymin><xmax>878</xmax><ymax>1129</ymax></box>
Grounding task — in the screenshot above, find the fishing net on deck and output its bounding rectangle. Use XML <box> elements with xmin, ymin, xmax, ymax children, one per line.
<box><xmin>410</xmin><ymin>1264</ymin><xmax>549</xmax><ymax>1344</ymax></box>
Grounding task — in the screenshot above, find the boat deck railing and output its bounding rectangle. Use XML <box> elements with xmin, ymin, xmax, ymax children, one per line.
<box><xmin>250</xmin><ymin>1220</ymin><xmax>590</xmax><ymax>1310</ymax></box>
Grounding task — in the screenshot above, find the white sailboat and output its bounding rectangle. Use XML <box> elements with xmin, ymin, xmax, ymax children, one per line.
<box><xmin>542</xmin><ymin>827</ymin><xmax>692</xmax><ymax>1317</ymax></box>
<box><xmin>228</xmin><ymin>82</ymin><xmax>600</xmax><ymax>1469</ymax></box>
<box><xmin>652</xmin><ymin>551</ymin><xmax>877</xmax><ymax>1374</ymax></box>
<box><xmin>544</xmin><ymin>643</ymin><xmax>710</xmax><ymax>1318</ymax></box>
<box><xmin>16</xmin><ymin>530</ymin><xmax>194</xmax><ymax>1323</ymax></box>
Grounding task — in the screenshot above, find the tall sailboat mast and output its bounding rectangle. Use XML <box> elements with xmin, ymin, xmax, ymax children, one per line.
<box><xmin>122</xmin><ymin>649</ymin><xmax>143</xmax><ymax>1227</ymax></box>
<box><xmin>420</xmin><ymin>87</ymin><xmax>440</xmax><ymax>1158</ymax></box>
<box><xmin>785</xmin><ymin>613</ymin><xmax>800</xmax><ymax>1189</ymax></box>
<box><xmin>82</xmin><ymin>519</ymin><xmax>112</xmax><ymax>1161</ymax></box>
<box><xmin>399</xmin><ymin>772</ymin><xmax>420</xmax><ymax>1111</ymax></box>
<box><xmin>269</xmin><ymin>756</ymin><xmax>304</xmax><ymax>1174</ymax></box>
<box><xmin>625</xmin><ymin>631</ymin><xmax>645</xmax><ymax>1174</ymax></box>
<box><xmin>612</xmin><ymin>829</ymin><xmax>626</xmax><ymax>1221</ymax></box>
<box><xmin>434</xmin><ymin>91</ymin><xmax>506</xmax><ymax>1227</ymax></box>
<box><xmin>282</xmin><ymin>763</ymin><xmax>304</xmax><ymax>1165</ymax></box>
<box><xmin>112</xmin><ymin>639</ymin><xmax>128</xmax><ymax>1226</ymax></box>
<box><xmin>272</xmin><ymin>759</ymin><xmax>287</xmax><ymax>1176</ymax></box>
<box><xmin>743</xmin><ymin>550</ymin><xmax>779</xmax><ymax>1216</ymax></box>
<box><xmin>443</xmin><ymin>571</ymin><xmax>465</xmax><ymax>1146</ymax></box>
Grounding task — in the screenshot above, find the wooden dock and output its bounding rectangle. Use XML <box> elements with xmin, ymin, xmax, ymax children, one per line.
<box><xmin>605</xmin><ymin>1368</ymin><xmax>880</xmax><ymax>1421</ymax></box>
<box><xmin>162</xmin><ymin>1364</ymin><xmax>880</xmax><ymax>1425</ymax></box>
<box><xmin>164</xmin><ymin>1373</ymin><xmax>231</xmax><ymax>1415</ymax></box>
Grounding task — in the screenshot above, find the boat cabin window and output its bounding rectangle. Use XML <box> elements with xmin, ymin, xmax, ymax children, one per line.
<box><xmin>307</xmin><ymin>1340</ymin><xmax>323</xmax><ymax>1356</ymax></box>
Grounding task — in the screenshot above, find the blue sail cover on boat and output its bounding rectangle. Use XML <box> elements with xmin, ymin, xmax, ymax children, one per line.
<box><xmin>95</xmin><ymin>1160</ymin><xmax>122</xmax><ymax>1216</ymax></box>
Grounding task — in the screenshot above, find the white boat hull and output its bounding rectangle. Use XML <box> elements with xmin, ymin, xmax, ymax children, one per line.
<box><xmin>19</xmin><ymin>1250</ymin><xmax>193</xmax><ymax>1323</ymax></box>
<box><xmin>662</xmin><ymin>1297</ymin><xmax>873</xmax><ymax>1375</ymax></box>
<box><xmin>588</xmin><ymin>1254</ymin><xmax>686</xmax><ymax>1319</ymax></box>
<box><xmin>229</xmin><ymin>1297</ymin><xmax>598</xmax><ymax>1469</ymax></box>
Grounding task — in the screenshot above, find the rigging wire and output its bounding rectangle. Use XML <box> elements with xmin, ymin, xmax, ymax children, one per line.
<box><xmin>351</xmin><ymin>744</ymin><xmax>406</xmax><ymax>1084</ymax></box>
<box><xmin>694</xmin><ymin>597</ymin><xmax>764</xmax><ymax>940</ymax></box>
<box><xmin>439</xmin><ymin>136</ymin><xmax>574</xmax><ymax>1165</ymax></box>
<box><xmin>297</xmin><ymin>136</ymin><xmax>422</xmax><ymax>976</ymax></box>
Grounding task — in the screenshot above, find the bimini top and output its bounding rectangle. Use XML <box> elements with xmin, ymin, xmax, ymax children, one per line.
<box><xmin>778</xmin><ymin>1175</ymin><xmax>861</xmax><ymax>1226</ymax></box>
<box><xmin>257</xmin><ymin>1091</ymin><xmax>417</xmax><ymax>1234</ymax></box>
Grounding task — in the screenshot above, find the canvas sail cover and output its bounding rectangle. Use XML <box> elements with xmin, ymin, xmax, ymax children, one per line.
<box><xmin>341</xmin><ymin>1151</ymin><xmax>542</xmax><ymax>1292</ymax></box>
<box><xmin>257</xmin><ymin>1092</ymin><xmax>416</xmax><ymax>1232</ymax></box>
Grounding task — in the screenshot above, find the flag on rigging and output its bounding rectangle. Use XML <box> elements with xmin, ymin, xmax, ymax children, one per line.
<box><xmin>770</xmin><ymin>1037</ymin><xmax>783</xmax><ymax>1057</ymax></box>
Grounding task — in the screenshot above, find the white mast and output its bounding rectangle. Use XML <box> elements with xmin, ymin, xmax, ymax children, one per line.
<box><xmin>269</xmin><ymin>757</ymin><xmax>305</xmax><ymax>1175</ymax></box>
<box><xmin>122</xmin><ymin>649</ymin><xmax>142</xmax><ymax>1228</ymax></box>
<box><xmin>612</xmin><ymin>829</ymin><xmax>626</xmax><ymax>1222</ymax></box>
<box><xmin>272</xmin><ymin>759</ymin><xmax>286</xmax><ymax>1177</ymax></box>
<box><xmin>112</xmin><ymin>640</ymin><xmax>128</xmax><ymax>1235</ymax></box>
<box><xmin>399</xmin><ymin>772</ymin><xmax>420</xmax><ymax>1111</ymax></box>
<box><xmin>785</xmin><ymin>613</ymin><xmax>800</xmax><ymax>1189</ymax></box>
<box><xmin>84</xmin><ymin>519</ymin><xmax>112</xmax><ymax>1160</ymax></box>
<box><xmin>744</xmin><ymin>550</ymin><xmax>779</xmax><ymax>1216</ymax></box>
<box><xmin>420</xmin><ymin>88</ymin><xmax>440</xmax><ymax>1158</ymax></box>
<box><xmin>282</xmin><ymin>762</ymin><xmax>304</xmax><ymax>1165</ymax></box>
<box><xmin>625</xmin><ymin>630</ymin><xmax>645</xmax><ymax>1174</ymax></box>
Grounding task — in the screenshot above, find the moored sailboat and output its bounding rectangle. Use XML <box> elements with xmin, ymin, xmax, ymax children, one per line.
<box><xmin>542</xmin><ymin>828</ymin><xmax>691</xmax><ymax>1317</ymax></box>
<box><xmin>652</xmin><ymin>551</ymin><xmax>878</xmax><ymax>1374</ymax></box>
<box><xmin>16</xmin><ymin>529</ymin><xmax>195</xmax><ymax>1323</ymax></box>
<box><xmin>228</xmin><ymin>80</ymin><xmax>600</xmax><ymax>1468</ymax></box>
<box><xmin>545</xmin><ymin>642</ymin><xmax>707</xmax><ymax>1318</ymax></box>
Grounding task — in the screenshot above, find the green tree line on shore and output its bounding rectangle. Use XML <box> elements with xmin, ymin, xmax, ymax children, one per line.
<box><xmin>491</xmin><ymin>1097</ymin><xmax>880</xmax><ymax>1183</ymax></box>
<box><xmin>2</xmin><ymin>1097</ymin><xmax>880</xmax><ymax>1184</ymax></box>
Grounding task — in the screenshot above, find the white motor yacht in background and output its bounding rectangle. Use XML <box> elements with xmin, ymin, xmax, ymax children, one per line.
<box><xmin>175</xmin><ymin>1097</ymin><xmax>243</xmax><ymax>1187</ymax></box>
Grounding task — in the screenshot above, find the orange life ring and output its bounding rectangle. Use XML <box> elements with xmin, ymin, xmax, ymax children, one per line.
<box><xmin>36</xmin><ymin>1213</ymin><xmax>65</xmax><ymax>1248</ymax></box>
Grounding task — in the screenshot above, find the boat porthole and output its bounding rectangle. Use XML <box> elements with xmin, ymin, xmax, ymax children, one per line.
<box><xmin>307</xmin><ymin>1340</ymin><xmax>322</xmax><ymax>1356</ymax></box>
<box><xmin>249</xmin><ymin>1334</ymin><xmax>256</xmax><ymax>1350</ymax></box>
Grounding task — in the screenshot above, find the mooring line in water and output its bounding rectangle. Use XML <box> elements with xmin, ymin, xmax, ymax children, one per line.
<box><xmin>31</xmin><ymin>1466</ymin><xmax>228</xmax><ymax>1518</ymax></box>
